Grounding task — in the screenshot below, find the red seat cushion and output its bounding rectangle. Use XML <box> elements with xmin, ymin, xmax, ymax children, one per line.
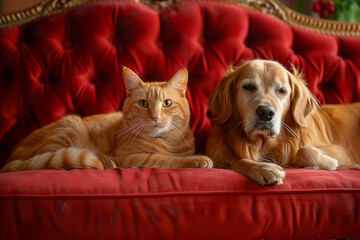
<box><xmin>1</xmin><ymin>168</ymin><xmax>360</xmax><ymax>238</ymax></box>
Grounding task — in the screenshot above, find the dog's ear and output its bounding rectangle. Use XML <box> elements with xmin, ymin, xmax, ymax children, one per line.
<box><xmin>208</xmin><ymin>66</ymin><xmax>238</xmax><ymax>124</ymax></box>
<box><xmin>288</xmin><ymin>67</ymin><xmax>319</xmax><ymax>127</ymax></box>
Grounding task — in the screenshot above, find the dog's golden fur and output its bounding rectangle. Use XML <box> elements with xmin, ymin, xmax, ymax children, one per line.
<box><xmin>206</xmin><ymin>59</ymin><xmax>360</xmax><ymax>185</ymax></box>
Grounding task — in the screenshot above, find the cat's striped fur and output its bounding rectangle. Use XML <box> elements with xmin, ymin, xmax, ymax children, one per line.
<box><xmin>1</xmin><ymin>67</ymin><xmax>213</xmax><ymax>172</ymax></box>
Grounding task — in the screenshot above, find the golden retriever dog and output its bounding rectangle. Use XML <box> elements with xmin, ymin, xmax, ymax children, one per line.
<box><xmin>206</xmin><ymin>59</ymin><xmax>360</xmax><ymax>185</ymax></box>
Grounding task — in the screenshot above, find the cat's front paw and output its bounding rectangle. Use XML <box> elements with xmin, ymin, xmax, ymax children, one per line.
<box><xmin>185</xmin><ymin>156</ymin><xmax>213</xmax><ymax>168</ymax></box>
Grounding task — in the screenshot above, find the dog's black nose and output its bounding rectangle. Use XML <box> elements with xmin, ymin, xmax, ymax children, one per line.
<box><xmin>256</xmin><ymin>105</ymin><xmax>275</xmax><ymax>121</ymax></box>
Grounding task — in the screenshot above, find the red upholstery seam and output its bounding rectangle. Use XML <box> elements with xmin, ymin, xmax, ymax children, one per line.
<box><xmin>1</xmin><ymin>188</ymin><xmax>360</xmax><ymax>199</ymax></box>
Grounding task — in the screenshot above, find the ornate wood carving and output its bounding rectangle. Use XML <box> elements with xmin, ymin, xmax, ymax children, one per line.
<box><xmin>0</xmin><ymin>0</ymin><xmax>94</xmax><ymax>27</ymax></box>
<box><xmin>0</xmin><ymin>0</ymin><xmax>359</xmax><ymax>37</ymax></box>
<box><xmin>236</xmin><ymin>0</ymin><xmax>360</xmax><ymax>37</ymax></box>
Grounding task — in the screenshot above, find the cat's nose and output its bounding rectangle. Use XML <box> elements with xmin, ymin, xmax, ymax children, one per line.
<box><xmin>152</xmin><ymin>115</ymin><xmax>160</xmax><ymax>123</ymax></box>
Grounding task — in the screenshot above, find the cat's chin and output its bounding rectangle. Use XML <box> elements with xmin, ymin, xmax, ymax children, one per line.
<box><xmin>143</xmin><ymin>126</ymin><xmax>167</xmax><ymax>138</ymax></box>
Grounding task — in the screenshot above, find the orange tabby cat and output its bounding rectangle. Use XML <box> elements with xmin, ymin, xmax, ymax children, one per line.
<box><xmin>0</xmin><ymin>67</ymin><xmax>213</xmax><ymax>172</ymax></box>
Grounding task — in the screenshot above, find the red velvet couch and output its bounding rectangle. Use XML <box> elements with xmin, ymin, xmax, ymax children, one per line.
<box><xmin>1</xmin><ymin>0</ymin><xmax>360</xmax><ymax>239</ymax></box>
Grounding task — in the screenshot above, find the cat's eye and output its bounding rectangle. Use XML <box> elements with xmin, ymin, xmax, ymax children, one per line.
<box><xmin>276</xmin><ymin>88</ymin><xmax>287</xmax><ymax>95</ymax></box>
<box><xmin>242</xmin><ymin>84</ymin><xmax>256</xmax><ymax>92</ymax></box>
<box><xmin>162</xmin><ymin>99</ymin><xmax>172</xmax><ymax>107</ymax></box>
<box><xmin>138</xmin><ymin>99</ymin><xmax>149</xmax><ymax>108</ymax></box>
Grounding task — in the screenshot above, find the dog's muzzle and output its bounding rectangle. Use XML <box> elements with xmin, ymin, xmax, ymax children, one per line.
<box><xmin>256</xmin><ymin>105</ymin><xmax>275</xmax><ymax>121</ymax></box>
<box><xmin>253</xmin><ymin>105</ymin><xmax>277</xmax><ymax>136</ymax></box>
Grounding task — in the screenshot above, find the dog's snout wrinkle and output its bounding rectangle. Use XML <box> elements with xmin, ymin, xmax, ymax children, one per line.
<box><xmin>256</xmin><ymin>105</ymin><xmax>275</xmax><ymax>121</ymax></box>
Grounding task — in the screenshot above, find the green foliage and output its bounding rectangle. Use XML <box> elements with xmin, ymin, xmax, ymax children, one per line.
<box><xmin>331</xmin><ymin>0</ymin><xmax>360</xmax><ymax>22</ymax></box>
<box><xmin>295</xmin><ymin>0</ymin><xmax>360</xmax><ymax>22</ymax></box>
<box><xmin>295</xmin><ymin>0</ymin><xmax>308</xmax><ymax>14</ymax></box>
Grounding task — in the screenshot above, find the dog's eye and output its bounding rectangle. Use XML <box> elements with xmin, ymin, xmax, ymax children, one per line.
<box><xmin>276</xmin><ymin>88</ymin><xmax>287</xmax><ymax>95</ymax></box>
<box><xmin>242</xmin><ymin>84</ymin><xmax>256</xmax><ymax>91</ymax></box>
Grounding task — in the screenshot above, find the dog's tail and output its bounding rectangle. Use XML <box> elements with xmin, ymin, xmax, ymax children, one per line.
<box><xmin>337</xmin><ymin>164</ymin><xmax>360</xmax><ymax>170</ymax></box>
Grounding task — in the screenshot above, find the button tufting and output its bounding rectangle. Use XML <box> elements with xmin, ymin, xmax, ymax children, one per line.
<box><xmin>0</xmin><ymin>69</ymin><xmax>14</xmax><ymax>87</ymax></box>
<box><xmin>46</xmin><ymin>71</ymin><xmax>59</xmax><ymax>84</ymax></box>
<box><xmin>156</xmin><ymin>39</ymin><xmax>163</xmax><ymax>49</ymax></box>
<box><xmin>16</xmin><ymin>42</ymin><xmax>26</xmax><ymax>49</ymax></box>
<box><xmin>112</xmin><ymin>35</ymin><xmax>123</xmax><ymax>51</ymax></box>
<box><xmin>62</xmin><ymin>41</ymin><xmax>72</xmax><ymax>50</ymax></box>
<box><xmin>198</xmin><ymin>37</ymin><xmax>206</xmax><ymax>47</ymax></box>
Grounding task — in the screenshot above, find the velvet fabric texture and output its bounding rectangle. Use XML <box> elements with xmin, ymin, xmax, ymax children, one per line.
<box><xmin>0</xmin><ymin>1</ymin><xmax>360</xmax><ymax>238</ymax></box>
<box><xmin>1</xmin><ymin>168</ymin><xmax>359</xmax><ymax>239</ymax></box>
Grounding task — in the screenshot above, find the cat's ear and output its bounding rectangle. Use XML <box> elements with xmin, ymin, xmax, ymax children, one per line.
<box><xmin>123</xmin><ymin>67</ymin><xmax>144</xmax><ymax>92</ymax></box>
<box><xmin>168</xmin><ymin>68</ymin><xmax>188</xmax><ymax>97</ymax></box>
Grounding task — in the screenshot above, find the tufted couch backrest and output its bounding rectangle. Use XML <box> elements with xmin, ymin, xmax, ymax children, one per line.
<box><xmin>1</xmin><ymin>1</ymin><xmax>360</xmax><ymax>165</ymax></box>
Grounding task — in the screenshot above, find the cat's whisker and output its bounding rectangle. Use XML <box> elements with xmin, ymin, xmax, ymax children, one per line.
<box><xmin>117</xmin><ymin>134</ymin><xmax>131</xmax><ymax>144</ymax></box>
<box><xmin>171</xmin><ymin>121</ymin><xmax>193</xmax><ymax>135</ymax></box>
<box><xmin>117</xmin><ymin>124</ymin><xmax>142</xmax><ymax>144</ymax></box>
<box><xmin>169</xmin><ymin>124</ymin><xmax>191</xmax><ymax>147</ymax></box>
<box><xmin>126</xmin><ymin>124</ymin><xmax>144</xmax><ymax>146</ymax></box>
<box><xmin>114</xmin><ymin>123</ymin><xmax>137</xmax><ymax>136</ymax></box>
<box><xmin>114</xmin><ymin>122</ymin><xmax>142</xmax><ymax>138</ymax></box>
<box><xmin>127</xmin><ymin>126</ymin><xmax>144</xmax><ymax>149</ymax></box>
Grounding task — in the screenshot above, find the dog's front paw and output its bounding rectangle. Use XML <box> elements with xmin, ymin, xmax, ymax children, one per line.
<box><xmin>296</xmin><ymin>146</ymin><xmax>339</xmax><ymax>171</ymax></box>
<box><xmin>321</xmin><ymin>155</ymin><xmax>339</xmax><ymax>170</ymax></box>
<box><xmin>249</xmin><ymin>162</ymin><xmax>286</xmax><ymax>185</ymax></box>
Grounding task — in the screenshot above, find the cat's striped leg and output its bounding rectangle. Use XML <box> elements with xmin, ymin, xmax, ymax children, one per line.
<box><xmin>96</xmin><ymin>153</ymin><xmax>118</xmax><ymax>169</ymax></box>
<box><xmin>0</xmin><ymin>147</ymin><xmax>104</xmax><ymax>172</ymax></box>
<box><xmin>117</xmin><ymin>153</ymin><xmax>213</xmax><ymax>169</ymax></box>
